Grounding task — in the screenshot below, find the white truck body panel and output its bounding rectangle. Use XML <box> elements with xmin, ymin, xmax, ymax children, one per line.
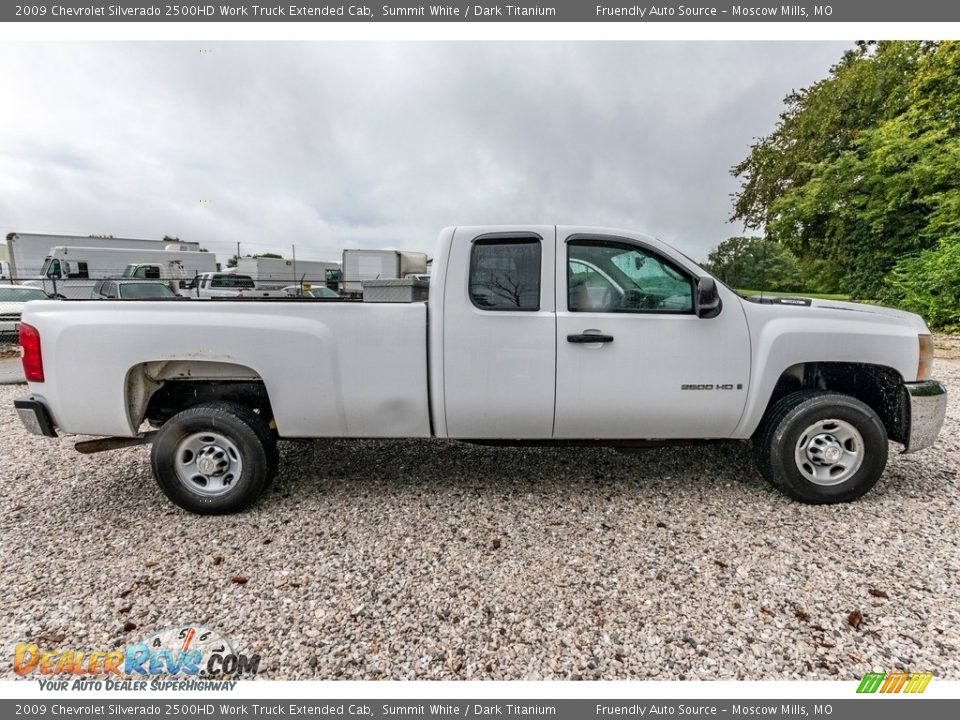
<box><xmin>732</xmin><ymin>299</ymin><xmax>924</xmax><ymax>438</ymax></box>
<box><xmin>24</xmin><ymin>300</ymin><xmax>430</xmax><ymax>439</ymax></box>
<box><xmin>5</xmin><ymin>233</ymin><xmax>199</xmax><ymax>280</ymax></box>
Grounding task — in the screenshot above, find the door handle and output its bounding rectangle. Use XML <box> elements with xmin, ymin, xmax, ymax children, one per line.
<box><xmin>567</xmin><ymin>333</ymin><xmax>614</xmax><ymax>344</ymax></box>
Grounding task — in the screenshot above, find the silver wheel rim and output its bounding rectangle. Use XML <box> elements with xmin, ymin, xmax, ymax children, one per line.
<box><xmin>174</xmin><ymin>431</ymin><xmax>243</xmax><ymax>497</ymax></box>
<box><xmin>794</xmin><ymin>418</ymin><xmax>864</xmax><ymax>486</ymax></box>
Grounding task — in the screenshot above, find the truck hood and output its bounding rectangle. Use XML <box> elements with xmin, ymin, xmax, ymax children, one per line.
<box><xmin>741</xmin><ymin>295</ymin><xmax>929</xmax><ymax>332</ymax></box>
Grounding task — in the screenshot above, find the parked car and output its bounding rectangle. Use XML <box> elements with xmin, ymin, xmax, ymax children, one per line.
<box><xmin>0</xmin><ymin>284</ymin><xmax>49</xmax><ymax>340</ymax></box>
<box><xmin>93</xmin><ymin>280</ymin><xmax>179</xmax><ymax>300</ymax></box>
<box><xmin>281</xmin><ymin>285</ymin><xmax>340</xmax><ymax>298</ymax></box>
<box><xmin>184</xmin><ymin>272</ymin><xmax>285</xmax><ymax>299</ymax></box>
<box><xmin>13</xmin><ymin>225</ymin><xmax>947</xmax><ymax>514</ymax></box>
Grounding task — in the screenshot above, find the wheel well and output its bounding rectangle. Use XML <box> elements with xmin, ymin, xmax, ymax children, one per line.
<box><xmin>126</xmin><ymin>361</ymin><xmax>274</xmax><ymax>429</ymax></box>
<box><xmin>764</xmin><ymin>362</ymin><xmax>907</xmax><ymax>444</ymax></box>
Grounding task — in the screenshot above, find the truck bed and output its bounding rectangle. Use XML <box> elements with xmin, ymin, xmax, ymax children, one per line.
<box><xmin>23</xmin><ymin>299</ymin><xmax>431</xmax><ymax>439</ymax></box>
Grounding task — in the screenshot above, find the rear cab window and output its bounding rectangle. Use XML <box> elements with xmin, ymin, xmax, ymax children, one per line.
<box><xmin>468</xmin><ymin>238</ymin><xmax>541</xmax><ymax>311</ymax></box>
<box><xmin>211</xmin><ymin>275</ymin><xmax>256</xmax><ymax>289</ymax></box>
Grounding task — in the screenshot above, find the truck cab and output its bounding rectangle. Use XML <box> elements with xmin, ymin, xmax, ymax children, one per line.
<box><xmin>430</xmin><ymin>226</ymin><xmax>748</xmax><ymax>441</ymax></box>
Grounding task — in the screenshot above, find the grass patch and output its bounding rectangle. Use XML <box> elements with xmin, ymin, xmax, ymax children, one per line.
<box><xmin>737</xmin><ymin>289</ymin><xmax>851</xmax><ymax>301</ymax></box>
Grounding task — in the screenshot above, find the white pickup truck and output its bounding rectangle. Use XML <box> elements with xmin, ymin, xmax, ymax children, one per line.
<box><xmin>14</xmin><ymin>226</ymin><xmax>947</xmax><ymax>514</ymax></box>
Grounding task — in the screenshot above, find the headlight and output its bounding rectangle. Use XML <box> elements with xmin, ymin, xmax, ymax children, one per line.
<box><xmin>917</xmin><ymin>334</ymin><xmax>934</xmax><ymax>381</ymax></box>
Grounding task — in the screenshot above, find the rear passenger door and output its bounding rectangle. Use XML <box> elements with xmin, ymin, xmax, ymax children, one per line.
<box><xmin>442</xmin><ymin>228</ymin><xmax>556</xmax><ymax>439</ymax></box>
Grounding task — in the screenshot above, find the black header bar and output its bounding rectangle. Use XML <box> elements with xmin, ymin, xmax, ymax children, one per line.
<box><xmin>5</xmin><ymin>1</ymin><xmax>960</xmax><ymax>23</ymax></box>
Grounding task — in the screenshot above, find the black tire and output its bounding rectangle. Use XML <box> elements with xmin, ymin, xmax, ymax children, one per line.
<box><xmin>150</xmin><ymin>401</ymin><xmax>278</xmax><ymax>514</ymax></box>
<box><xmin>752</xmin><ymin>391</ymin><xmax>888</xmax><ymax>504</ymax></box>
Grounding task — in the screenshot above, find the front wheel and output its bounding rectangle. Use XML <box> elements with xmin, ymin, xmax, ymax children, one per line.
<box><xmin>753</xmin><ymin>391</ymin><xmax>888</xmax><ymax>504</ymax></box>
<box><xmin>150</xmin><ymin>402</ymin><xmax>277</xmax><ymax>514</ymax></box>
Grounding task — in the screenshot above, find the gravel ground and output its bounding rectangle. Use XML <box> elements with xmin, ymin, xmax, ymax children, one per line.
<box><xmin>0</xmin><ymin>361</ymin><xmax>957</xmax><ymax>681</ymax></box>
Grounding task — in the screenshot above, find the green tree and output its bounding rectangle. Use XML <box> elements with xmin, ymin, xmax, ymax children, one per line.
<box><xmin>889</xmin><ymin>236</ymin><xmax>960</xmax><ymax>330</ymax></box>
<box><xmin>705</xmin><ymin>236</ymin><xmax>803</xmax><ymax>292</ymax></box>
<box><xmin>730</xmin><ymin>41</ymin><xmax>960</xmax><ymax>303</ymax></box>
<box><xmin>255</xmin><ymin>253</ymin><xmax>282</xmax><ymax>259</ymax></box>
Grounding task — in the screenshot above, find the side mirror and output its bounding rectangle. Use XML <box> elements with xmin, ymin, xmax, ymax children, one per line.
<box><xmin>695</xmin><ymin>277</ymin><xmax>722</xmax><ymax>319</ymax></box>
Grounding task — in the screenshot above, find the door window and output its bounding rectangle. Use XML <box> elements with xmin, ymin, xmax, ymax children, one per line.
<box><xmin>568</xmin><ymin>240</ymin><xmax>693</xmax><ymax>313</ymax></box>
<box><xmin>468</xmin><ymin>238</ymin><xmax>541</xmax><ymax>311</ymax></box>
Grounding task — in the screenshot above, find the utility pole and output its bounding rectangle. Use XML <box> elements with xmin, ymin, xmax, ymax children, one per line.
<box><xmin>236</xmin><ymin>241</ymin><xmax>241</xmax><ymax>266</ymax></box>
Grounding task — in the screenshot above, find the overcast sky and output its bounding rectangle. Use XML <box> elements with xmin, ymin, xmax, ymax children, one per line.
<box><xmin>0</xmin><ymin>42</ymin><xmax>848</xmax><ymax>263</ymax></box>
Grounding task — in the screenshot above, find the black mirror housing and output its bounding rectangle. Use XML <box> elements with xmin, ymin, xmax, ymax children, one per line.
<box><xmin>695</xmin><ymin>277</ymin><xmax>722</xmax><ymax>318</ymax></box>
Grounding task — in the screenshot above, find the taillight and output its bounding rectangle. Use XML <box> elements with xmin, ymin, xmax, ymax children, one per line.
<box><xmin>19</xmin><ymin>323</ymin><xmax>44</xmax><ymax>382</ymax></box>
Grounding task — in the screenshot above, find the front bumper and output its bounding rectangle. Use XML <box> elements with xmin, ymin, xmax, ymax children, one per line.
<box><xmin>903</xmin><ymin>380</ymin><xmax>947</xmax><ymax>453</ymax></box>
<box><xmin>14</xmin><ymin>397</ymin><xmax>57</xmax><ymax>438</ymax></box>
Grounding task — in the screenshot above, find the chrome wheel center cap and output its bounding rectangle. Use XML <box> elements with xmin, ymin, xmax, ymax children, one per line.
<box><xmin>822</xmin><ymin>445</ymin><xmax>842</xmax><ymax>463</ymax></box>
<box><xmin>197</xmin><ymin>453</ymin><xmax>219</xmax><ymax>475</ymax></box>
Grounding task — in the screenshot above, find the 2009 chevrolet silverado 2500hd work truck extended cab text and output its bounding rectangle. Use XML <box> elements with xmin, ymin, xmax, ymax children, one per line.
<box><xmin>14</xmin><ymin>226</ymin><xmax>948</xmax><ymax>514</ymax></box>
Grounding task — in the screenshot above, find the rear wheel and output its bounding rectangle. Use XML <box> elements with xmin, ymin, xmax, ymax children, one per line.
<box><xmin>753</xmin><ymin>391</ymin><xmax>888</xmax><ymax>504</ymax></box>
<box><xmin>150</xmin><ymin>402</ymin><xmax>277</xmax><ymax>514</ymax></box>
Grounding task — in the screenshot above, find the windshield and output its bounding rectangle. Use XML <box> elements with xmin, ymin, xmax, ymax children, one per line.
<box><xmin>0</xmin><ymin>287</ymin><xmax>48</xmax><ymax>301</ymax></box>
<box><xmin>118</xmin><ymin>283</ymin><xmax>176</xmax><ymax>299</ymax></box>
<box><xmin>668</xmin><ymin>245</ymin><xmax>743</xmax><ymax>298</ymax></box>
<box><xmin>311</xmin><ymin>287</ymin><xmax>339</xmax><ymax>298</ymax></box>
<box><xmin>41</xmin><ymin>257</ymin><xmax>62</xmax><ymax>278</ymax></box>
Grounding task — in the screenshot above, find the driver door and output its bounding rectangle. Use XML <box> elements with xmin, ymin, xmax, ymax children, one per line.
<box><xmin>553</xmin><ymin>232</ymin><xmax>750</xmax><ymax>439</ymax></box>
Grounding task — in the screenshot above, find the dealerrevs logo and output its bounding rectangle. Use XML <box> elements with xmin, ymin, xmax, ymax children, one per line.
<box><xmin>14</xmin><ymin>624</ymin><xmax>260</xmax><ymax>680</ymax></box>
<box><xmin>856</xmin><ymin>672</ymin><xmax>933</xmax><ymax>694</ymax></box>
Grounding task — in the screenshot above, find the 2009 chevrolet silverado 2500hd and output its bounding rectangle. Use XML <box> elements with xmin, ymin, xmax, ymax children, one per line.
<box><xmin>14</xmin><ymin>226</ymin><xmax>948</xmax><ymax>514</ymax></box>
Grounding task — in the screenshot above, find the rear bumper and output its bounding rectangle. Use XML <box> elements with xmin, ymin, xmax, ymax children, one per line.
<box><xmin>14</xmin><ymin>397</ymin><xmax>57</xmax><ymax>438</ymax></box>
<box><xmin>903</xmin><ymin>380</ymin><xmax>947</xmax><ymax>453</ymax></box>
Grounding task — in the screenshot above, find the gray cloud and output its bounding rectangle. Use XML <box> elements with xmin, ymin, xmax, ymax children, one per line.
<box><xmin>0</xmin><ymin>41</ymin><xmax>848</xmax><ymax>263</ymax></box>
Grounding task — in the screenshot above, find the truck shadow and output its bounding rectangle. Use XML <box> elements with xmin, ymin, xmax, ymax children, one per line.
<box><xmin>265</xmin><ymin>437</ymin><xmax>772</xmax><ymax>505</ymax></box>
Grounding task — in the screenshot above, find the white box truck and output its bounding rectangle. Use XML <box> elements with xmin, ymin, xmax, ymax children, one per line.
<box><xmin>4</xmin><ymin>233</ymin><xmax>201</xmax><ymax>282</ymax></box>
<box><xmin>235</xmin><ymin>257</ymin><xmax>340</xmax><ymax>289</ymax></box>
<box><xmin>341</xmin><ymin>249</ymin><xmax>428</xmax><ymax>296</ymax></box>
<box><xmin>26</xmin><ymin>246</ymin><xmax>218</xmax><ymax>299</ymax></box>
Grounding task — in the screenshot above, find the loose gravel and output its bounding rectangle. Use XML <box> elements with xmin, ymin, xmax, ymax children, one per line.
<box><xmin>0</xmin><ymin>360</ymin><xmax>957</xmax><ymax>681</ymax></box>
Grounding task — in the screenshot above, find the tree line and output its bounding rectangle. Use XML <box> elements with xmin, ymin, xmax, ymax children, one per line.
<box><xmin>704</xmin><ymin>41</ymin><xmax>960</xmax><ymax>329</ymax></box>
